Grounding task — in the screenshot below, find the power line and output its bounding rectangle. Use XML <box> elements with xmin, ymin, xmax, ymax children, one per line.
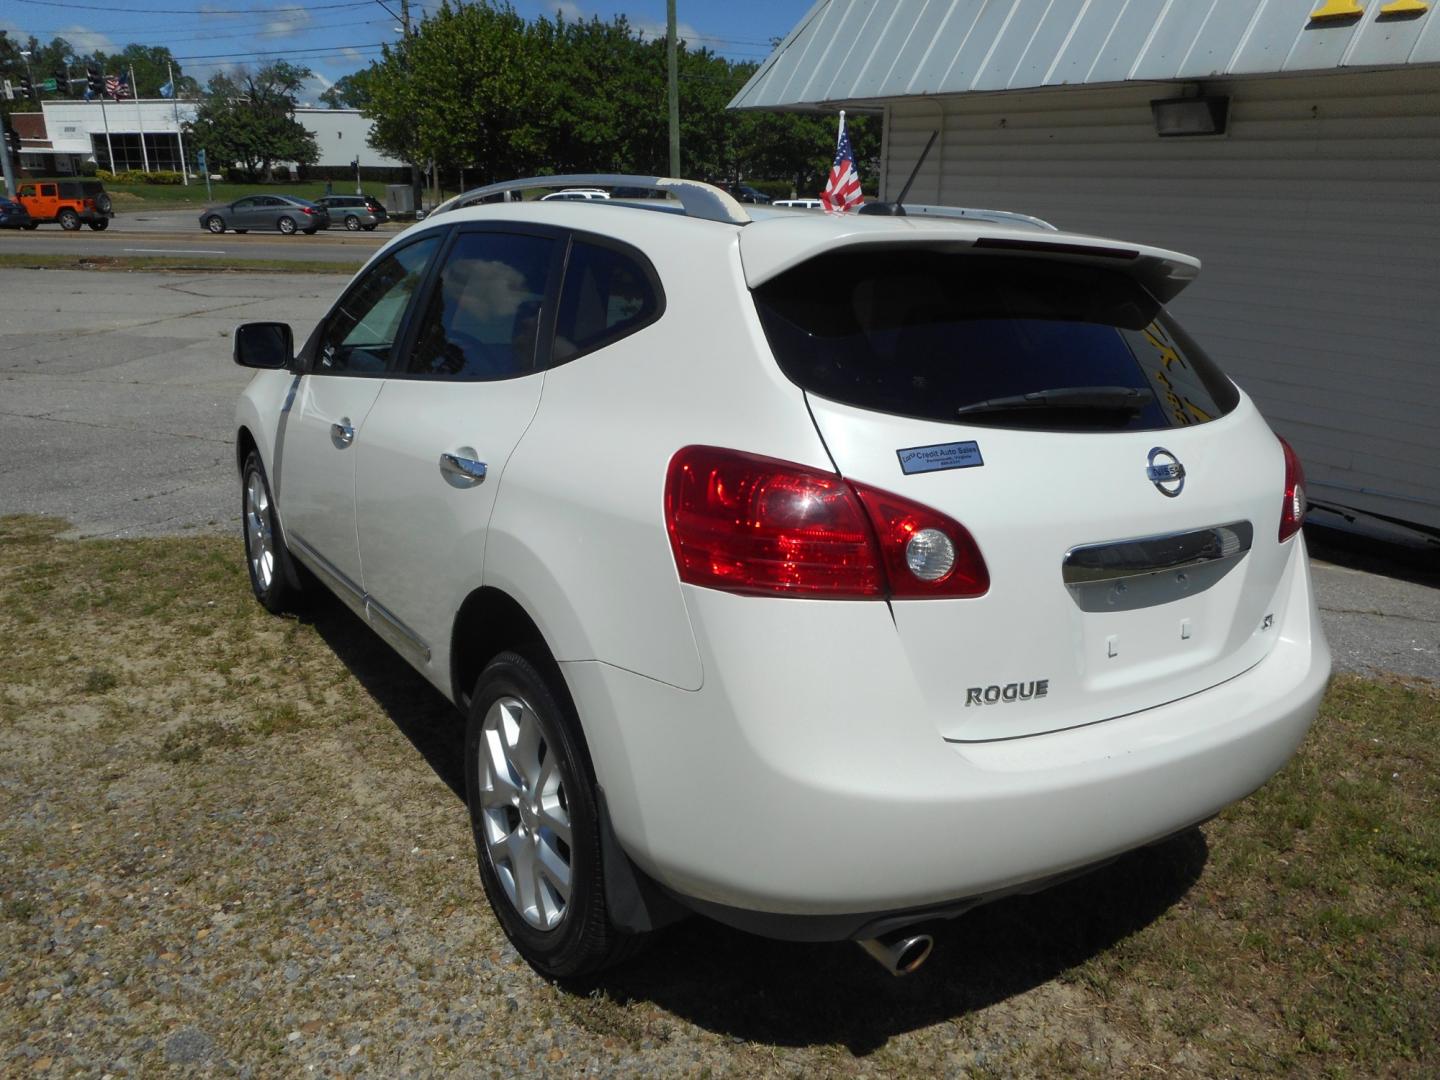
<box><xmin>171</xmin><ymin>41</ymin><xmax>388</xmax><ymax>60</ymax></box>
<box><xmin>10</xmin><ymin>0</ymin><xmax>376</xmax><ymax>13</ymax></box>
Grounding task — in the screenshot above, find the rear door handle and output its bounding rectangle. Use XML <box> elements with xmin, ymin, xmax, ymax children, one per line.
<box><xmin>330</xmin><ymin>419</ymin><xmax>354</xmax><ymax>448</ymax></box>
<box><xmin>440</xmin><ymin>453</ymin><xmax>487</xmax><ymax>486</ymax></box>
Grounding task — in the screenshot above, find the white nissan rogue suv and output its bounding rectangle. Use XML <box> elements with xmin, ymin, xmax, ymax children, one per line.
<box><xmin>232</xmin><ymin>175</ymin><xmax>1330</xmax><ymax>978</ymax></box>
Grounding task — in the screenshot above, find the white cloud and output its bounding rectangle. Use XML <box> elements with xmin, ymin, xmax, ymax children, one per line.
<box><xmin>56</xmin><ymin>24</ymin><xmax>119</xmax><ymax>55</ymax></box>
<box><xmin>265</xmin><ymin>8</ymin><xmax>313</xmax><ymax>39</ymax></box>
<box><xmin>298</xmin><ymin>71</ymin><xmax>333</xmax><ymax>108</ymax></box>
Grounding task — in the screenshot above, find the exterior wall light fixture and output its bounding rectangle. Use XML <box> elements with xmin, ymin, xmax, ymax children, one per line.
<box><xmin>1151</xmin><ymin>95</ymin><xmax>1229</xmax><ymax>137</ymax></box>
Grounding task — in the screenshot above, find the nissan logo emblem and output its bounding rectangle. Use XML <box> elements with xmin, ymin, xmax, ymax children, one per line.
<box><xmin>1146</xmin><ymin>447</ymin><xmax>1186</xmax><ymax>497</ymax></box>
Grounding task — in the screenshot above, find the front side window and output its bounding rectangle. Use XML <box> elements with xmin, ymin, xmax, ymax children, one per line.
<box><xmin>553</xmin><ymin>239</ymin><xmax>662</xmax><ymax>363</ymax></box>
<box><xmin>754</xmin><ymin>251</ymin><xmax>1239</xmax><ymax>432</ymax></box>
<box><xmin>406</xmin><ymin>231</ymin><xmax>555</xmax><ymax>380</ymax></box>
<box><xmin>314</xmin><ymin>236</ymin><xmax>441</xmax><ymax>375</ymax></box>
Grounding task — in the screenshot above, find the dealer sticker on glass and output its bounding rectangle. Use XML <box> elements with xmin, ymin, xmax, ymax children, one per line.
<box><xmin>896</xmin><ymin>441</ymin><xmax>984</xmax><ymax>475</ymax></box>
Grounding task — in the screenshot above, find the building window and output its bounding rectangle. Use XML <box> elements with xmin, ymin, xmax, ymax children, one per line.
<box><xmin>91</xmin><ymin>132</ymin><xmax>185</xmax><ymax>172</ymax></box>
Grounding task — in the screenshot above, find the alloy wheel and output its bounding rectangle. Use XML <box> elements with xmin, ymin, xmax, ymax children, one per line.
<box><xmin>244</xmin><ymin>469</ymin><xmax>275</xmax><ymax>592</ymax></box>
<box><xmin>477</xmin><ymin>695</ymin><xmax>573</xmax><ymax>931</ymax></box>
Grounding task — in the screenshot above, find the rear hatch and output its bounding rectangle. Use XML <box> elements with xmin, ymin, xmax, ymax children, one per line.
<box><xmin>747</xmin><ymin>239</ymin><xmax>1296</xmax><ymax>741</ymax></box>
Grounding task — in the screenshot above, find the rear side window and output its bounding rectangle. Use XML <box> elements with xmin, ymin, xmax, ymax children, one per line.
<box><xmin>552</xmin><ymin>239</ymin><xmax>662</xmax><ymax>363</ymax></box>
<box><xmin>406</xmin><ymin>231</ymin><xmax>555</xmax><ymax>380</ymax></box>
<box><xmin>753</xmin><ymin>251</ymin><xmax>1238</xmax><ymax>431</ymax></box>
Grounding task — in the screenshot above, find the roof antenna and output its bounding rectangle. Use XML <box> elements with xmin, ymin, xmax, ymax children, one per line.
<box><xmin>859</xmin><ymin>130</ymin><xmax>937</xmax><ymax>217</ymax></box>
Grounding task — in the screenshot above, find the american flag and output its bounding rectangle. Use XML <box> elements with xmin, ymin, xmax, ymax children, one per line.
<box><xmin>105</xmin><ymin>72</ymin><xmax>130</xmax><ymax>100</ymax></box>
<box><xmin>820</xmin><ymin>112</ymin><xmax>863</xmax><ymax>213</ymax></box>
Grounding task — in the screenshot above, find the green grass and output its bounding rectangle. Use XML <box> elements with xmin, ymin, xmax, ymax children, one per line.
<box><xmin>0</xmin><ymin>253</ymin><xmax>364</xmax><ymax>274</ymax></box>
<box><xmin>0</xmin><ymin>511</ymin><xmax>1436</xmax><ymax>1076</ymax></box>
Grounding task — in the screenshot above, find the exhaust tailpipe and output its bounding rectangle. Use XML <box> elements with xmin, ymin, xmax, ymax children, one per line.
<box><xmin>857</xmin><ymin>932</ymin><xmax>933</xmax><ymax>976</ymax></box>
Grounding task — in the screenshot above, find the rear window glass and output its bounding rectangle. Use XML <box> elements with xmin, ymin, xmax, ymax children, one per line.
<box><xmin>552</xmin><ymin>239</ymin><xmax>662</xmax><ymax>363</ymax></box>
<box><xmin>753</xmin><ymin>251</ymin><xmax>1238</xmax><ymax>431</ymax></box>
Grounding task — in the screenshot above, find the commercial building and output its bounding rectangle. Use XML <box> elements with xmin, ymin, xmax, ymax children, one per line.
<box><xmin>732</xmin><ymin>0</ymin><xmax>1440</xmax><ymax>538</ymax></box>
<box><xmin>11</xmin><ymin>99</ymin><xmax>402</xmax><ymax>177</ymax></box>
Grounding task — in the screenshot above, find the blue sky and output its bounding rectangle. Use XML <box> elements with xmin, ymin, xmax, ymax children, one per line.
<box><xmin>2</xmin><ymin>0</ymin><xmax>811</xmax><ymax>102</ymax></box>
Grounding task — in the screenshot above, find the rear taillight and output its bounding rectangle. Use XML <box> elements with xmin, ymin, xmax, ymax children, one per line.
<box><xmin>1278</xmin><ymin>436</ymin><xmax>1307</xmax><ymax>542</ymax></box>
<box><xmin>664</xmin><ymin>446</ymin><xmax>988</xmax><ymax>599</ymax></box>
<box><xmin>83</xmin><ymin>198</ymin><xmax>95</xmax><ymax>208</ymax></box>
<box><xmin>301</xmin><ymin>206</ymin><xmax>315</xmax><ymax>215</ymax></box>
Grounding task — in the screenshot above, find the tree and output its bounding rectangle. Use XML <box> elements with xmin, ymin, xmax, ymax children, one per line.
<box><xmin>364</xmin><ymin>1</ymin><xmax>546</xmax><ymax>183</ymax></box>
<box><xmin>185</xmin><ymin>61</ymin><xmax>319</xmax><ymax>180</ymax></box>
<box><xmin>92</xmin><ymin>44</ymin><xmax>197</xmax><ymax>98</ymax></box>
<box><xmin>319</xmin><ymin>70</ymin><xmax>374</xmax><ymax>110</ymax></box>
<box><xmin>351</xmin><ymin>2</ymin><xmax>879</xmax><ymax>194</ymax></box>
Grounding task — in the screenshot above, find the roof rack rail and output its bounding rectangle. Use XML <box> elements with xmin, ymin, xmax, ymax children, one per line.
<box><xmin>427</xmin><ymin>174</ymin><xmax>751</xmax><ymax>225</ymax></box>
<box><xmin>898</xmin><ymin>204</ymin><xmax>1058</xmax><ymax>231</ymax></box>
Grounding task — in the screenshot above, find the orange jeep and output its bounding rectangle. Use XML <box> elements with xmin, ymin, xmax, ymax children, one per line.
<box><xmin>14</xmin><ymin>180</ymin><xmax>114</xmax><ymax>231</ymax></box>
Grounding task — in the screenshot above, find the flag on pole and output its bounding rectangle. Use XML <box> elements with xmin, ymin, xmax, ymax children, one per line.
<box><xmin>159</xmin><ymin>80</ymin><xmax>174</xmax><ymax>99</ymax></box>
<box><xmin>106</xmin><ymin>71</ymin><xmax>130</xmax><ymax>100</ymax></box>
<box><xmin>820</xmin><ymin>110</ymin><xmax>863</xmax><ymax>213</ymax></box>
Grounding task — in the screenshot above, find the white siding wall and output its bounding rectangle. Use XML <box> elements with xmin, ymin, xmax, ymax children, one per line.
<box><xmin>883</xmin><ymin>69</ymin><xmax>1440</xmax><ymax>531</ymax></box>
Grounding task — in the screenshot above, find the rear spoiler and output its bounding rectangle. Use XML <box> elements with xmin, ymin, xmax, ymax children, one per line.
<box><xmin>740</xmin><ymin>221</ymin><xmax>1201</xmax><ymax>303</ymax></box>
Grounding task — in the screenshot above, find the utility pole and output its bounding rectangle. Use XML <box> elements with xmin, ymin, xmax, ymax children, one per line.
<box><xmin>667</xmin><ymin>0</ymin><xmax>680</xmax><ymax>177</ymax></box>
<box><xmin>401</xmin><ymin>0</ymin><xmax>423</xmax><ymax>214</ymax></box>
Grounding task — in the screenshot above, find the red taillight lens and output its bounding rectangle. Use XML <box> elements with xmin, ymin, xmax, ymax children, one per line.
<box><xmin>1278</xmin><ymin>436</ymin><xmax>1307</xmax><ymax>542</ymax></box>
<box><xmin>664</xmin><ymin>446</ymin><xmax>988</xmax><ymax>599</ymax></box>
<box><xmin>301</xmin><ymin>206</ymin><xmax>315</xmax><ymax>215</ymax></box>
<box><xmin>852</xmin><ymin>484</ymin><xmax>988</xmax><ymax>598</ymax></box>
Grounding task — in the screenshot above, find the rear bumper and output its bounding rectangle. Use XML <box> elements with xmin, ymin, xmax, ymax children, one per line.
<box><xmin>563</xmin><ymin>538</ymin><xmax>1329</xmax><ymax>934</ymax></box>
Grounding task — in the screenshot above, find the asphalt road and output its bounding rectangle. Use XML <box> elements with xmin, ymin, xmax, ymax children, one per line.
<box><xmin>0</xmin><ymin>266</ymin><xmax>1435</xmax><ymax>682</ymax></box>
<box><xmin>1</xmin><ymin>207</ymin><xmax>395</xmax><ymax>263</ymax></box>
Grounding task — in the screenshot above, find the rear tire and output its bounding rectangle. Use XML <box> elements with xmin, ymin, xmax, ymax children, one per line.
<box><xmin>277</xmin><ymin>216</ymin><xmax>297</xmax><ymax>235</ymax></box>
<box><xmin>89</xmin><ymin>219</ymin><xmax>109</xmax><ymax>231</ymax></box>
<box><xmin>465</xmin><ymin>651</ymin><xmax>640</xmax><ymax>980</ymax></box>
<box><xmin>363</xmin><ymin>223</ymin><xmax>377</xmax><ymax>231</ymax></box>
<box><xmin>22</xmin><ymin>222</ymin><xmax>38</xmax><ymax>231</ymax></box>
<box><xmin>205</xmin><ymin>215</ymin><xmax>225</xmax><ymax>234</ymax></box>
<box><xmin>344</xmin><ymin>215</ymin><xmax>361</xmax><ymax>231</ymax></box>
<box><xmin>58</xmin><ymin>209</ymin><xmax>80</xmax><ymax>231</ymax></box>
<box><xmin>241</xmin><ymin>451</ymin><xmax>302</xmax><ymax>615</ymax></box>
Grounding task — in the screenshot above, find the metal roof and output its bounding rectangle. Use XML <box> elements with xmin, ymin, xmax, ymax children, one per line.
<box><xmin>730</xmin><ymin>0</ymin><xmax>1440</xmax><ymax>110</ymax></box>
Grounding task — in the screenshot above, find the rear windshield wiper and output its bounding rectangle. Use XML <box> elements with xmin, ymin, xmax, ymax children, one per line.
<box><xmin>955</xmin><ymin>386</ymin><xmax>1151</xmax><ymax>419</ymax></box>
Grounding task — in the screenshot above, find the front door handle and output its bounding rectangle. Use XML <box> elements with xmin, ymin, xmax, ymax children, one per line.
<box><xmin>440</xmin><ymin>452</ymin><xmax>487</xmax><ymax>486</ymax></box>
<box><xmin>330</xmin><ymin>419</ymin><xmax>355</xmax><ymax>448</ymax></box>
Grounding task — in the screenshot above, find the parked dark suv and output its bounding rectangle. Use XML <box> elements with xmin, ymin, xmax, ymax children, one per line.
<box><xmin>15</xmin><ymin>179</ymin><xmax>114</xmax><ymax>230</ymax></box>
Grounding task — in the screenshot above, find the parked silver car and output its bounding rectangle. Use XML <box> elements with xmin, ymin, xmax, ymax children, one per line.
<box><xmin>314</xmin><ymin>194</ymin><xmax>389</xmax><ymax>231</ymax></box>
<box><xmin>199</xmin><ymin>195</ymin><xmax>331</xmax><ymax>235</ymax></box>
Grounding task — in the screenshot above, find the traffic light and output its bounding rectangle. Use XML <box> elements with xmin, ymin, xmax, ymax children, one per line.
<box><xmin>18</xmin><ymin>74</ymin><xmax>33</xmax><ymax>99</ymax></box>
<box><xmin>86</xmin><ymin>68</ymin><xmax>104</xmax><ymax>97</ymax></box>
<box><xmin>3</xmin><ymin>124</ymin><xmax>20</xmax><ymax>158</ymax></box>
<box><xmin>54</xmin><ymin>70</ymin><xmax>69</xmax><ymax>96</ymax></box>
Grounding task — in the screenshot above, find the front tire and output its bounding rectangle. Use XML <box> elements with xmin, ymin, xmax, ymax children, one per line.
<box><xmin>58</xmin><ymin>209</ymin><xmax>80</xmax><ymax>231</ymax></box>
<box><xmin>277</xmin><ymin>216</ymin><xmax>297</xmax><ymax>235</ymax></box>
<box><xmin>206</xmin><ymin>215</ymin><xmax>225</xmax><ymax>234</ymax></box>
<box><xmin>241</xmin><ymin>451</ymin><xmax>302</xmax><ymax>614</ymax></box>
<box><xmin>465</xmin><ymin>652</ymin><xmax>638</xmax><ymax>979</ymax></box>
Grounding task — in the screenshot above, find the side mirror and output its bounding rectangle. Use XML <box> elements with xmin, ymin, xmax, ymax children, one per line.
<box><xmin>234</xmin><ymin>322</ymin><xmax>294</xmax><ymax>369</ymax></box>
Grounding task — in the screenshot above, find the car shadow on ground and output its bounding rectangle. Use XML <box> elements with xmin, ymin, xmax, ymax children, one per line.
<box><xmin>299</xmin><ymin>588</ymin><xmax>1209</xmax><ymax>1055</ymax></box>
<box><xmin>589</xmin><ymin>829</ymin><xmax>1207</xmax><ymax>1054</ymax></box>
